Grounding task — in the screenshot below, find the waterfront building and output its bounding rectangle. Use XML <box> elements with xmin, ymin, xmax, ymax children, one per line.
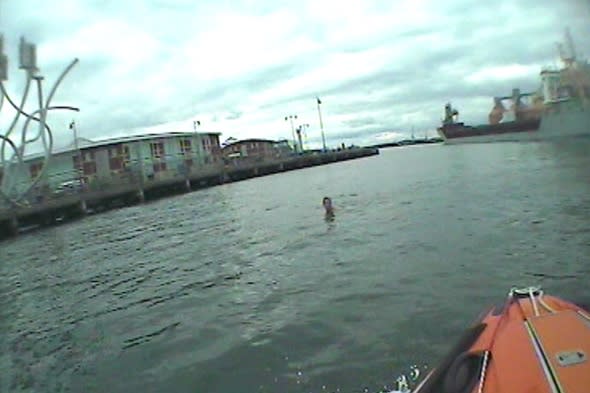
<box><xmin>0</xmin><ymin>131</ymin><xmax>221</xmax><ymax>207</ymax></box>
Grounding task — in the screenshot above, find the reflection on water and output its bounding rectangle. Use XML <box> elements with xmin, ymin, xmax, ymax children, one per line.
<box><xmin>1</xmin><ymin>139</ymin><xmax>589</xmax><ymax>393</ymax></box>
<box><xmin>325</xmin><ymin>211</ymin><xmax>336</xmax><ymax>226</ymax></box>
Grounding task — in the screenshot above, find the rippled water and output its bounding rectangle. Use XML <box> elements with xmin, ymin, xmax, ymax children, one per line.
<box><xmin>1</xmin><ymin>139</ymin><xmax>589</xmax><ymax>393</ymax></box>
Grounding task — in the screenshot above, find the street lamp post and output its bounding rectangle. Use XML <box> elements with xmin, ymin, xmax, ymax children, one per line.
<box><xmin>284</xmin><ymin>115</ymin><xmax>298</xmax><ymax>153</ymax></box>
<box><xmin>316</xmin><ymin>97</ymin><xmax>327</xmax><ymax>152</ymax></box>
<box><xmin>296</xmin><ymin>123</ymin><xmax>309</xmax><ymax>153</ymax></box>
<box><xmin>69</xmin><ymin>120</ymin><xmax>83</xmax><ymax>191</ymax></box>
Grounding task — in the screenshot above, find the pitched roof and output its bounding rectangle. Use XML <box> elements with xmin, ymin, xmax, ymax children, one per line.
<box><xmin>4</xmin><ymin>131</ymin><xmax>222</xmax><ymax>163</ymax></box>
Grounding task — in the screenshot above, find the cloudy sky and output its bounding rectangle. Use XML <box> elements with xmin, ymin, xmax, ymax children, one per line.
<box><xmin>1</xmin><ymin>0</ymin><xmax>589</xmax><ymax>150</ymax></box>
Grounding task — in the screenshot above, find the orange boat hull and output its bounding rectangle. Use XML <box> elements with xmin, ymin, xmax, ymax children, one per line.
<box><xmin>413</xmin><ymin>287</ymin><xmax>590</xmax><ymax>393</ymax></box>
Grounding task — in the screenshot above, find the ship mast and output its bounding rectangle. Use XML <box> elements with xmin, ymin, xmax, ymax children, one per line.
<box><xmin>557</xmin><ymin>28</ymin><xmax>578</xmax><ymax>68</ymax></box>
<box><xmin>557</xmin><ymin>28</ymin><xmax>589</xmax><ymax>103</ymax></box>
<box><xmin>565</xmin><ymin>28</ymin><xmax>577</xmax><ymax>64</ymax></box>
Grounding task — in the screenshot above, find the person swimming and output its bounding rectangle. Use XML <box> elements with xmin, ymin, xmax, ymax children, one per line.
<box><xmin>322</xmin><ymin>196</ymin><xmax>334</xmax><ymax>217</ymax></box>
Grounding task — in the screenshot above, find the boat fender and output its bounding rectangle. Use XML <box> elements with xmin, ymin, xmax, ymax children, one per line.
<box><xmin>442</xmin><ymin>351</ymin><xmax>483</xmax><ymax>393</ymax></box>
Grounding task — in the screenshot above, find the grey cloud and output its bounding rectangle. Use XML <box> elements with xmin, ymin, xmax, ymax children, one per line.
<box><xmin>236</xmin><ymin>63</ymin><xmax>304</xmax><ymax>93</ymax></box>
<box><xmin>343</xmin><ymin>116</ymin><xmax>379</xmax><ymax>128</ymax></box>
<box><xmin>311</xmin><ymin>70</ymin><xmax>537</xmax><ymax>120</ymax></box>
<box><xmin>257</xmin><ymin>28</ymin><xmax>555</xmax><ymax>116</ymax></box>
<box><xmin>307</xmin><ymin>127</ymin><xmax>396</xmax><ymax>145</ymax></box>
<box><xmin>225</xmin><ymin>111</ymin><xmax>242</xmax><ymax>120</ymax></box>
<box><xmin>3</xmin><ymin>0</ymin><xmax>590</xmax><ymax>147</ymax></box>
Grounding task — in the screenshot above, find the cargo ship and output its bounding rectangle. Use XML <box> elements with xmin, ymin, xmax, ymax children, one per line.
<box><xmin>438</xmin><ymin>30</ymin><xmax>590</xmax><ymax>144</ymax></box>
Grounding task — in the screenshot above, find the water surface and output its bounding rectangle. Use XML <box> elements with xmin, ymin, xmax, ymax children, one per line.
<box><xmin>1</xmin><ymin>139</ymin><xmax>589</xmax><ymax>392</ymax></box>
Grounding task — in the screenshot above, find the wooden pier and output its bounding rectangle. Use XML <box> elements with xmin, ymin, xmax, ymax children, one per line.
<box><xmin>0</xmin><ymin>148</ymin><xmax>379</xmax><ymax>239</ymax></box>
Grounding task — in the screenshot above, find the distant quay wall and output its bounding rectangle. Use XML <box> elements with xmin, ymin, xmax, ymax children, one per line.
<box><xmin>0</xmin><ymin>147</ymin><xmax>379</xmax><ymax>239</ymax></box>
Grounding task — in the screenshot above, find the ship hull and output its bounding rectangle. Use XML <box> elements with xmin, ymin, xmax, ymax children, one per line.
<box><xmin>438</xmin><ymin>119</ymin><xmax>541</xmax><ymax>144</ymax></box>
<box><xmin>439</xmin><ymin>131</ymin><xmax>541</xmax><ymax>145</ymax></box>
<box><xmin>537</xmin><ymin>101</ymin><xmax>590</xmax><ymax>138</ymax></box>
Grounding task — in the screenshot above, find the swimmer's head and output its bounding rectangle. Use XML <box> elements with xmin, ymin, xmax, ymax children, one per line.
<box><xmin>322</xmin><ymin>196</ymin><xmax>333</xmax><ymax>211</ymax></box>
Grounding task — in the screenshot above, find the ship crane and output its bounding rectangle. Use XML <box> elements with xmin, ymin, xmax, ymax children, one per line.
<box><xmin>488</xmin><ymin>88</ymin><xmax>538</xmax><ymax>124</ymax></box>
<box><xmin>556</xmin><ymin>28</ymin><xmax>580</xmax><ymax>68</ymax></box>
<box><xmin>488</xmin><ymin>97</ymin><xmax>507</xmax><ymax>125</ymax></box>
<box><xmin>557</xmin><ymin>43</ymin><xmax>572</xmax><ymax>67</ymax></box>
<box><xmin>443</xmin><ymin>103</ymin><xmax>459</xmax><ymax>125</ymax></box>
<box><xmin>556</xmin><ymin>28</ymin><xmax>590</xmax><ymax>103</ymax></box>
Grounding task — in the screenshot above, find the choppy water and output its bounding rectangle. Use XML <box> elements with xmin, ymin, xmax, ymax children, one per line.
<box><xmin>1</xmin><ymin>139</ymin><xmax>589</xmax><ymax>393</ymax></box>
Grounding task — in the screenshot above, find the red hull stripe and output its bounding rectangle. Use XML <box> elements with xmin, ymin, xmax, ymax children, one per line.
<box><xmin>439</xmin><ymin>119</ymin><xmax>541</xmax><ymax>139</ymax></box>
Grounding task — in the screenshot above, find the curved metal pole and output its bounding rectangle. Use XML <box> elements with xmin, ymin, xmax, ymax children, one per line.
<box><xmin>1</xmin><ymin>58</ymin><xmax>79</xmax><ymax>205</ymax></box>
<box><xmin>0</xmin><ymin>73</ymin><xmax>32</xmax><ymax>163</ymax></box>
<box><xmin>0</xmin><ymin>135</ymin><xmax>25</xmax><ymax>206</ymax></box>
<box><xmin>1</xmin><ymin>104</ymin><xmax>79</xmax><ymax>202</ymax></box>
<box><xmin>23</xmin><ymin>106</ymin><xmax>80</xmax><ymax>144</ymax></box>
<box><xmin>8</xmin><ymin>104</ymin><xmax>78</xmax><ymax>204</ymax></box>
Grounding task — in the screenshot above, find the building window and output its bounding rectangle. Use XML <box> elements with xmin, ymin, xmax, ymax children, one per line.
<box><xmin>210</xmin><ymin>134</ymin><xmax>220</xmax><ymax>148</ymax></box>
<box><xmin>83</xmin><ymin>151</ymin><xmax>95</xmax><ymax>161</ymax></box>
<box><xmin>109</xmin><ymin>157</ymin><xmax>123</xmax><ymax>171</ymax></box>
<box><xmin>83</xmin><ymin>161</ymin><xmax>97</xmax><ymax>175</ymax></box>
<box><xmin>108</xmin><ymin>145</ymin><xmax>123</xmax><ymax>157</ymax></box>
<box><xmin>150</xmin><ymin>141</ymin><xmax>166</xmax><ymax>174</ymax></box>
<box><xmin>180</xmin><ymin>139</ymin><xmax>192</xmax><ymax>154</ymax></box>
<box><xmin>75</xmin><ymin>149</ymin><xmax>98</xmax><ymax>176</ymax></box>
<box><xmin>153</xmin><ymin>162</ymin><xmax>167</xmax><ymax>172</ymax></box>
<box><xmin>150</xmin><ymin>141</ymin><xmax>165</xmax><ymax>159</ymax></box>
<box><xmin>181</xmin><ymin>139</ymin><xmax>193</xmax><ymax>168</ymax></box>
<box><xmin>108</xmin><ymin>144</ymin><xmax>130</xmax><ymax>172</ymax></box>
<box><xmin>123</xmin><ymin>146</ymin><xmax>131</xmax><ymax>168</ymax></box>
